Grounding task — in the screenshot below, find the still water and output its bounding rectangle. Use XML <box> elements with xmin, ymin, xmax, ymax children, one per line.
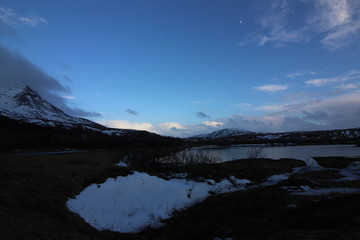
<box><xmin>185</xmin><ymin>144</ymin><xmax>360</xmax><ymax>162</ymax></box>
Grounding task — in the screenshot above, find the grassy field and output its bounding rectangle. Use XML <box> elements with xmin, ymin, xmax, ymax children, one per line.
<box><xmin>1</xmin><ymin>150</ymin><xmax>360</xmax><ymax>240</ymax></box>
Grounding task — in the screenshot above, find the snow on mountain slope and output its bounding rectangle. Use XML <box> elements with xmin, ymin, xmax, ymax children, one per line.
<box><xmin>191</xmin><ymin>128</ymin><xmax>255</xmax><ymax>139</ymax></box>
<box><xmin>0</xmin><ymin>84</ymin><xmax>101</xmax><ymax>128</ymax></box>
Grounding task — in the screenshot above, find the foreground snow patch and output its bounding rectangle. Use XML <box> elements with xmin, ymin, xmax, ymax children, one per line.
<box><xmin>67</xmin><ymin>172</ymin><xmax>250</xmax><ymax>233</ymax></box>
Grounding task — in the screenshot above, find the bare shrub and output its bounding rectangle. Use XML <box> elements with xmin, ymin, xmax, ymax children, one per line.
<box><xmin>246</xmin><ymin>147</ymin><xmax>265</xmax><ymax>159</ymax></box>
<box><xmin>154</xmin><ymin>150</ymin><xmax>221</xmax><ymax>176</ymax></box>
<box><xmin>156</xmin><ymin>150</ymin><xmax>221</xmax><ymax>167</ymax></box>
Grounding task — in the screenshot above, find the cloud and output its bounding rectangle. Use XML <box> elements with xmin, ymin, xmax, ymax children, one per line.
<box><xmin>100</xmin><ymin>88</ymin><xmax>360</xmax><ymax>137</ymax></box>
<box><xmin>287</xmin><ymin>71</ymin><xmax>322</xmax><ymax>79</ymax></box>
<box><xmin>305</xmin><ymin>70</ymin><xmax>360</xmax><ymax>87</ymax></box>
<box><xmin>336</xmin><ymin>83</ymin><xmax>358</xmax><ymax>89</ymax></box>
<box><xmin>61</xmin><ymin>96</ymin><xmax>76</xmax><ymax>99</ymax></box>
<box><xmin>256</xmin><ymin>98</ymin><xmax>322</xmax><ymax>114</ymax></box>
<box><xmin>58</xmin><ymin>62</ymin><xmax>73</xmax><ymax>70</ymax></box>
<box><xmin>125</xmin><ymin>109</ymin><xmax>139</xmax><ymax>115</ymax></box>
<box><xmin>0</xmin><ymin>7</ymin><xmax>47</xmax><ymax>27</ymax></box>
<box><xmin>301</xmin><ymin>110</ymin><xmax>329</xmax><ymax>120</ymax></box>
<box><xmin>287</xmin><ymin>72</ymin><xmax>305</xmax><ymax>79</ymax></box>
<box><xmin>62</xmin><ymin>75</ymin><xmax>73</xmax><ymax>83</ymax></box>
<box><xmin>305</xmin><ymin>77</ymin><xmax>344</xmax><ymax>87</ymax></box>
<box><xmin>253</xmin><ymin>84</ymin><xmax>288</xmax><ymax>92</ymax></box>
<box><xmin>239</xmin><ymin>0</ymin><xmax>310</xmax><ymax>47</ymax></box>
<box><xmin>312</xmin><ymin>0</ymin><xmax>360</xmax><ymax>50</ymax></box>
<box><xmin>0</xmin><ymin>45</ymin><xmax>101</xmax><ymax>117</ymax></box>
<box><xmin>241</xmin><ymin>0</ymin><xmax>360</xmax><ymax>49</ymax></box>
<box><xmin>99</xmin><ymin>120</ymin><xmax>153</xmax><ymax>132</ymax></box>
<box><xmin>100</xmin><ymin>119</ymin><xmax>226</xmax><ymax>137</ymax></box>
<box><xmin>191</xmin><ymin>99</ymin><xmax>213</xmax><ymax>105</ymax></box>
<box><xmin>256</xmin><ymin>105</ymin><xmax>284</xmax><ymax>112</ymax></box>
<box><xmin>202</xmin><ymin>121</ymin><xmax>224</xmax><ymax>127</ymax></box>
<box><xmin>252</xmin><ymin>90</ymin><xmax>360</xmax><ymax>130</ymax></box>
<box><xmin>158</xmin><ymin>122</ymin><xmax>186</xmax><ymax>131</ymax></box>
<box><xmin>196</xmin><ymin>112</ymin><xmax>210</xmax><ymax>119</ymax></box>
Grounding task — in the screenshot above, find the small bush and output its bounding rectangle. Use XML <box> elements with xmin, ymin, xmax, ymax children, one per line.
<box><xmin>246</xmin><ymin>147</ymin><xmax>265</xmax><ymax>159</ymax></box>
<box><xmin>158</xmin><ymin>150</ymin><xmax>221</xmax><ymax>166</ymax></box>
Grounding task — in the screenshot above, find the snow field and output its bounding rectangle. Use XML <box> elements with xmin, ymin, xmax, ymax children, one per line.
<box><xmin>67</xmin><ymin>171</ymin><xmax>251</xmax><ymax>233</ymax></box>
<box><xmin>67</xmin><ymin>158</ymin><xmax>360</xmax><ymax>233</ymax></box>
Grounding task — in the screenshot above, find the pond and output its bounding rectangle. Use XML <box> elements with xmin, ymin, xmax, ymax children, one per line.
<box><xmin>183</xmin><ymin>144</ymin><xmax>360</xmax><ymax>162</ymax></box>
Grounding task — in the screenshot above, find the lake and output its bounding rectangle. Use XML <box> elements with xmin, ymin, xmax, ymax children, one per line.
<box><xmin>183</xmin><ymin>144</ymin><xmax>360</xmax><ymax>162</ymax></box>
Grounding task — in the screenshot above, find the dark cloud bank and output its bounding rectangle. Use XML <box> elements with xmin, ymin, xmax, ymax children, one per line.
<box><xmin>196</xmin><ymin>112</ymin><xmax>210</xmax><ymax>119</ymax></box>
<box><xmin>0</xmin><ymin>46</ymin><xmax>100</xmax><ymax>117</ymax></box>
<box><xmin>125</xmin><ymin>109</ymin><xmax>138</xmax><ymax>115</ymax></box>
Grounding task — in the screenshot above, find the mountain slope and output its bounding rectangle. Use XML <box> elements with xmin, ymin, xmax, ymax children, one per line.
<box><xmin>190</xmin><ymin>128</ymin><xmax>255</xmax><ymax>139</ymax></box>
<box><xmin>0</xmin><ymin>84</ymin><xmax>103</xmax><ymax>128</ymax></box>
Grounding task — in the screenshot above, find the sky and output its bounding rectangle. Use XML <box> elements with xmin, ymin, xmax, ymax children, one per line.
<box><xmin>0</xmin><ymin>0</ymin><xmax>359</xmax><ymax>137</ymax></box>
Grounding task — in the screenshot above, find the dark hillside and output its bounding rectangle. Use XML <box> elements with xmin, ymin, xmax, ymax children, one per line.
<box><xmin>0</xmin><ymin>116</ymin><xmax>184</xmax><ymax>153</ymax></box>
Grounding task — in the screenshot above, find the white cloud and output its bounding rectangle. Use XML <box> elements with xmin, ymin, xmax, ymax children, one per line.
<box><xmin>0</xmin><ymin>7</ymin><xmax>48</xmax><ymax>27</ymax></box>
<box><xmin>311</xmin><ymin>0</ymin><xmax>360</xmax><ymax>49</ymax></box>
<box><xmin>256</xmin><ymin>105</ymin><xmax>284</xmax><ymax>112</ymax></box>
<box><xmin>336</xmin><ymin>83</ymin><xmax>358</xmax><ymax>89</ymax></box>
<box><xmin>99</xmin><ymin>120</ymin><xmax>154</xmax><ymax>132</ymax></box>
<box><xmin>19</xmin><ymin>15</ymin><xmax>47</xmax><ymax>27</ymax></box>
<box><xmin>215</xmin><ymin>92</ymin><xmax>359</xmax><ymax>132</ymax></box>
<box><xmin>202</xmin><ymin>121</ymin><xmax>224</xmax><ymax>127</ymax></box>
<box><xmin>157</xmin><ymin>122</ymin><xmax>186</xmax><ymax>130</ymax></box>
<box><xmin>61</xmin><ymin>96</ymin><xmax>76</xmax><ymax>99</ymax></box>
<box><xmin>305</xmin><ymin>77</ymin><xmax>344</xmax><ymax>87</ymax></box>
<box><xmin>305</xmin><ymin>70</ymin><xmax>360</xmax><ymax>87</ymax></box>
<box><xmin>287</xmin><ymin>72</ymin><xmax>305</xmax><ymax>79</ymax></box>
<box><xmin>287</xmin><ymin>71</ymin><xmax>323</xmax><ymax>79</ymax></box>
<box><xmin>253</xmin><ymin>84</ymin><xmax>288</xmax><ymax>92</ymax></box>
<box><xmin>311</xmin><ymin>0</ymin><xmax>351</xmax><ymax>31</ymax></box>
<box><xmin>241</xmin><ymin>0</ymin><xmax>360</xmax><ymax>49</ymax></box>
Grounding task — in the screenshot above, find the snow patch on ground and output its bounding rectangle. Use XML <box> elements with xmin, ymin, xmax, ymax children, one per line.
<box><xmin>116</xmin><ymin>157</ymin><xmax>130</xmax><ymax>167</ymax></box>
<box><xmin>338</xmin><ymin>161</ymin><xmax>360</xmax><ymax>181</ymax></box>
<box><xmin>67</xmin><ymin>172</ymin><xmax>250</xmax><ymax>233</ymax></box>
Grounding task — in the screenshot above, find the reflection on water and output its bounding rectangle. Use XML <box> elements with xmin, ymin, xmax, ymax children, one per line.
<box><xmin>184</xmin><ymin>144</ymin><xmax>360</xmax><ymax>162</ymax></box>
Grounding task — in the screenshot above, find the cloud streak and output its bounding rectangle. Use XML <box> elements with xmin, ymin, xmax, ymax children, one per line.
<box><xmin>253</xmin><ymin>84</ymin><xmax>288</xmax><ymax>92</ymax></box>
<box><xmin>241</xmin><ymin>0</ymin><xmax>360</xmax><ymax>50</ymax></box>
<box><xmin>125</xmin><ymin>109</ymin><xmax>139</xmax><ymax>115</ymax></box>
<box><xmin>305</xmin><ymin>70</ymin><xmax>360</xmax><ymax>87</ymax></box>
<box><xmin>100</xmin><ymin>120</ymin><xmax>153</xmax><ymax>132</ymax></box>
<box><xmin>196</xmin><ymin>112</ymin><xmax>210</xmax><ymax>119</ymax></box>
<box><xmin>0</xmin><ymin>7</ymin><xmax>47</xmax><ymax>27</ymax></box>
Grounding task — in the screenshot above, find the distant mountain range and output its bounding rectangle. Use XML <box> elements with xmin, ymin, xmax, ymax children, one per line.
<box><xmin>190</xmin><ymin>128</ymin><xmax>255</xmax><ymax>139</ymax></box>
<box><xmin>190</xmin><ymin>127</ymin><xmax>360</xmax><ymax>143</ymax></box>
<box><xmin>1</xmin><ymin>84</ymin><xmax>359</xmax><ymax>146</ymax></box>
<box><xmin>0</xmin><ymin>84</ymin><xmax>155</xmax><ymax>137</ymax></box>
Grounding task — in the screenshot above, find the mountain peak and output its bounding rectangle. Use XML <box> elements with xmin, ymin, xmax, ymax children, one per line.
<box><xmin>0</xmin><ymin>83</ymin><xmax>96</xmax><ymax>128</ymax></box>
<box><xmin>190</xmin><ymin>128</ymin><xmax>255</xmax><ymax>139</ymax></box>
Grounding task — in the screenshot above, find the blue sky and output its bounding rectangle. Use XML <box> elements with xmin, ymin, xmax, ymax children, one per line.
<box><xmin>0</xmin><ymin>0</ymin><xmax>359</xmax><ymax>137</ymax></box>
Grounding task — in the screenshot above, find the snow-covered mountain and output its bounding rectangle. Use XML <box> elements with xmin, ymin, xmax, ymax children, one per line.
<box><xmin>190</xmin><ymin>127</ymin><xmax>360</xmax><ymax>143</ymax></box>
<box><xmin>190</xmin><ymin>128</ymin><xmax>255</xmax><ymax>139</ymax></box>
<box><xmin>0</xmin><ymin>84</ymin><xmax>152</xmax><ymax>137</ymax></box>
<box><xmin>0</xmin><ymin>84</ymin><xmax>103</xmax><ymax>128</ymax></box>
<box><xmin>256</xmin><ymin>129</ymin><xmax>360</xmax><ymax>141</ymax></box>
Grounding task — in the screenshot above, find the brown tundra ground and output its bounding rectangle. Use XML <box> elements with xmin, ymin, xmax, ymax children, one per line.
<box><xmin>1</xmin><ymin>150</ymin><xmax>360</xmax><ymax>240</ymax></box>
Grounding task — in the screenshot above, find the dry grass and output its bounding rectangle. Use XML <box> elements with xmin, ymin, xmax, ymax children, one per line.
<box><xmin>1</xmin><ymin>150</ymin><xmax>360</xmax><ymax>240</ymax></box>
<box><xmin>0</xmin><ymin>150</ymin><xmax>144</xmax><ymax>240</ymax></box>
<box><xmin>314</xmin><ymin>157</ymin><xmax>359</xmax><ymax>168</ymax></box>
